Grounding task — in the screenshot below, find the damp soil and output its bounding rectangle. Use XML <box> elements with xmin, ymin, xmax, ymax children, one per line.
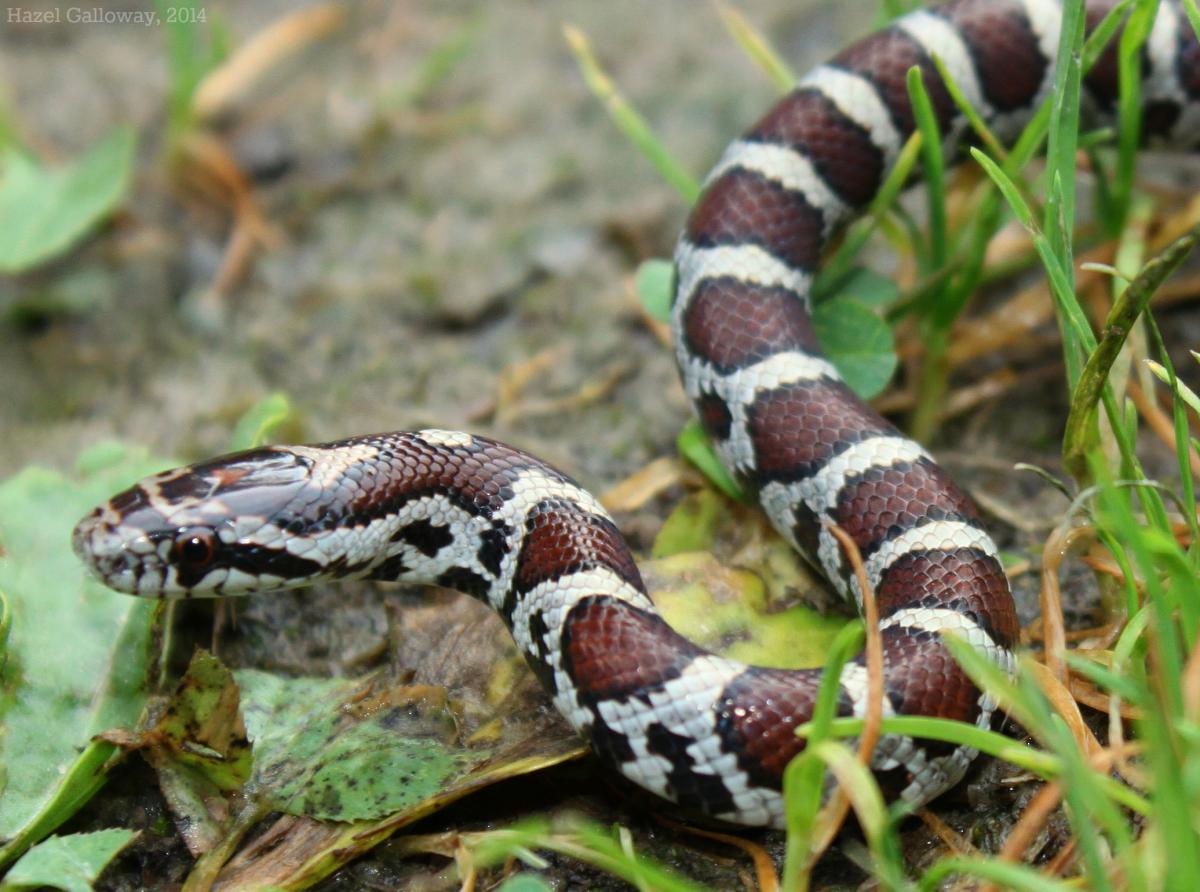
<box><xmin>3</xmin><ymin>1</ymin><xmax>1199</xmax><ymax>889</ymax></box>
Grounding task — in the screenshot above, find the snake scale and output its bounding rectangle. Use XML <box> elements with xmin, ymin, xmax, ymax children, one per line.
<box><xmin>74</xmin><ymin>0</ymin><xmax>1200</xmax><ymax>828</ymax></box>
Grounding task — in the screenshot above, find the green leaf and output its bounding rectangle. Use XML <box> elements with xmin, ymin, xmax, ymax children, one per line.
<box><xmin>812</xmin><ymin>297</ymin><xmax>897</xmax><ymax>399</ymax></box>
<box><xmin>0</xmin><ymin>446</ymin><xmax>171</xmax><ymax>868</ymax></box>
<box><xmin>634</xmin><ymin>258</ymin><xmax>674</xmax><ymax>324</ymax></box>
<box><xmin>828</xmin><ymin>267</ymin><xmax>899</xmax><ymax>309</ymax></box>
<box><xmin>104</xmin><ymin>650</ymin><xmax>254</xmax><ymax>856</ymax></box>
<box><xmin>156</xmin><ymin>652</ymin><xmax>252</xmax><ymax>791</ymax></box>
<box><xmin>0</xmin><ymin>129</ymin><xmax>136</xmax><ymax>273</ymax></box>
<box><xmin>651</xmin><ymin>488</ymin><xmax>726</xmax><ymax>558</ymax></box>
<box><xmin>644</xmin><ymin>552</ymin><xmax>848</xmax><ymax>670</ymax></box>
<box><xmin>2</xmin><ymin>828</ymin><xmax>137</xmax><ymax>892</ymax></box>
<box><xmin>228</xmin><ymin>392</ymin><xmax>294</xmax><ymax>451</ymax></box>
<box><xmin>646</xmin><ymin>489</ymin><xmax>850</xmax><ymax>671</ymax></box>
<box><xmin>496</xmin><ymin>875</ymin><xmax>555</xmax><ymax>892</ymax></box>
<box><xmin>236</xmin><ymin>671</ymin><xmax>492</xmax><ymax>822</ymax></box>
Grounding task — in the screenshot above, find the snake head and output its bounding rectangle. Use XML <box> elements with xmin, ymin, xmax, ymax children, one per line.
<box><xmin>73</xmin><ymin>448</ymin><xmax>317</xmax><ymax>598</ymax></box>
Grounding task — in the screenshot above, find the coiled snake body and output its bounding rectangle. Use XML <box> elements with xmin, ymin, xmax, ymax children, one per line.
<box><xmin>74</xmin><ymin>0</ymin><xmax>1200</xmax><ymax>828</ymax></box>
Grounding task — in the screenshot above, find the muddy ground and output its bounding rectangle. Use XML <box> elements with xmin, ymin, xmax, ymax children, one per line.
<box><xmin>3</xmin><ymin>1</ymin><xmax>1199</xmax><ymax>889</ymax></box>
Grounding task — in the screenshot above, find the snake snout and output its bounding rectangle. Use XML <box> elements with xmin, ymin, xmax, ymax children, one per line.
<box><xmin>71</xmin><ymin>508</ymin><xmax>99</xmax><ymax>562</ymax></box>
<box><xmin>72</xmin><ymin>508</ymin><xmax>113</xmax><ymax>572</ymax></box>
<box><xmin>72</xmin><ymin>506</ymin><xmax>155</xmax><ymax>595</ymax></box>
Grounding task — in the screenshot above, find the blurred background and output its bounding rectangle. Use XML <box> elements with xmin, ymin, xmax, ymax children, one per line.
<box><xmin>0</xmin><ymin>0</ymin><xmax>853</xmax><ymax>491</ymax></box>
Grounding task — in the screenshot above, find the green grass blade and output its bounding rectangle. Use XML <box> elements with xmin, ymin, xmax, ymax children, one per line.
<box><xmin>816</xmin><ymin>132</ymin><xmax>923</xmax><ymax>296</ymax></box>
<box><xmin>1064</xmin><ymin>653</ymin><xmax>1147</xmax><ymax>707</ymax></box>
<box><xmin>715</xmin><ymin>2</ymin><xmax>797</xmax><ymax>91</ymax></box>
<box><xmin>782</xmin><ymin>622</ymin><xmax>864</xmax><ymax>891</ymax></box>
<box><xmin>905</xmin><ymin>62</ymin><xmax>953</xmax><ymax>441</ymax></box>
<box><xmin>563</xmin><ymin>24</ymin><xmax>699</xmax><ymax>202</ymax></box>
<box><xmin>907</xmin><ymin>66</ymin><xmax>946</xmax><ymax>274</ymax></box>
<box><xmin>804</xmin><ymin>713</ymin><xmax>1150</xmax><ymax>816</ymax></box>
<box><xmin>1063</xmin><ymin>220</ymin><xmax>1200</xmax><ymax>481</ymax></box>
<box><xmin>1185</xmin><ymin>0</ymin><xmax>1200</xmax><ymax>37</ymax></box>
<box><xmin>1043</xmin><ymin>0</ymin><xmax>1085</xmax><ymax>264</ymax></box>
<box><xmin>1083</xmin><ymin>1</ymin><xmax>1137</xmax><ymax>71</ymax></box>
<box><xmin>931</xmin><ymin>54</ymin><xmax>1004</xmax><ymax>160</ymax></box>
<box><xmin>1110</xmin><ymin>0</ymin><xmax>1160</xmax><ymax>231</ymax></box>
<box><xmin>799</xmin><ymin>714</ymin><xmax>1056</xmax><ymax>773</ymax></box>
<box><xmin>1143</xmin><ymin>321</ymin><xmax>1200</xmax><ymax>564</ymax></box>
<box><xmin>808</xmin><ymin>741</ymin><xmax>909</xmax><ymax>890</ymax></box>
<box><xmin>1145</xmin><ymin>359</ymin><xmax>1200</xmax><ymax>417</ymax></box>
<box><xmin>920</xmin><ymin>857</ymin><xmax>1079</xmax><ymax>892</ymax></box>
<box><xmin>471</xmin><ymin>821</ymin><xmax>708</xmax><ymax>892</ymax></box>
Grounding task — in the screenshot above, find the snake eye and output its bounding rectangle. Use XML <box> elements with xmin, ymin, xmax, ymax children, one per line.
<box><xmin>173</xmin><ymin>529</ymin><xmax>216</xmax><ymax>568</ymax></box>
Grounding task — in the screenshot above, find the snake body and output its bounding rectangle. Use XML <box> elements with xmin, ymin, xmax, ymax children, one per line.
<box><xmin>74</xmin><ymin>0</ymin><xmax>1200</xmax><ymax>828</ymax></box>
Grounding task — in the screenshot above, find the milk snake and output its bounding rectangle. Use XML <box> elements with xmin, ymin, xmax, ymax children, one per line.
<box><xmin>74</xmin><ymin>0</ymin><xmax>1200</xmax><ymax>828</ymax></box>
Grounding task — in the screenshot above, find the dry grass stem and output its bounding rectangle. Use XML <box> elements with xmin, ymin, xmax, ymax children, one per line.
<box><xmin>1038</xmin><ymin>524</ymin><xmax>1096</xmax><ymax>683</ymax></box>
<box><xmin>1128</xmin><ymin>379</ymin><xmax>1200</xmax><ymax>477</ymax></box>
<box><xmin>918</xmin><ymin>809</ymin><xmax>975</xmax><ymax>855</ymax></box>
<box><xmin>192</xmin><ymin>5</ymin><xmax>345</xmax><ymax>123</ymax></box>
<box><xmin>601</xmin><ymin>457</ymin><xmax>683</xmax><ymax>512</ymax></box>
<box><xmin>661</xmin><ymin>818</ymin><xmax>780</xmax><ymax>892</ymax></box>
<box><xmin>802</xmin><ymin>523</ymin><xmax>886</xmax><ymax>868</ymax></box>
